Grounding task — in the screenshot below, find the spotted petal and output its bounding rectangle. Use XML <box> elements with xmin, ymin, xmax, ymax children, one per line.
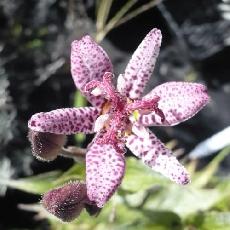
<box><xmin>117</xmin><ymin>28</ymin><xmax>162</xmax><ymax>100</ymax></box>
<box><xmin>71</xmin><ymin>36</ymin><xmax>113</xmax><ymax>107</ymax></box>
<box><xmin>28</xmin><ymin>107</ymin><xmax>100</xmax><ymax>134</ymax></box>
<box><xmin>139</xmin><ymin>82</ymin><xmax>209</xmax><ymax>126</ymax></box>
<box><xmin>126</xmin><ymin>127</ymin><xmax>190</xmax><ymax>185</ymax></box>
<box><xmin>86</xmin><ymin>140</ymin><xmax>125</xmax><ymax>208</ymax></box>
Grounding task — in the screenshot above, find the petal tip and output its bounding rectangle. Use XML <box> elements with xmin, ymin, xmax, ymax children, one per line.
<box><xmin>194</xmin><ymin>83</ymin><xmax>210</xmax><ymax>106</ymax></box>
<box><xmin>201</xmin><ymin>85</ymin><xmax>210</xmax><ymax>102</ymax></box>
<box><xmin>81</xmin><ymin>34</ymin><xmax>93</xmax><ymax>41</ymax></box>
<box><xmin>79</xmin><ymin>35</ymin><xmax>95</xmax><ymax>46</ymax></box>
<box><xmin>179</xmin><ymin>175</ymin><xmax>191</xmax><ymax>185</ymax></box>
<box><xmin>151</xmin><ymin>28</ymin><xmax>162</xmax><ymax>36</ymax></box>
<box><xmin>149</xmin><ymin>28</ymin><xmax>162</xmax><ymax>43</ymax></box>
<box><xmin>28</xmin><ymin>113</ymin><xmax>43</xmax><ymax>132</ymax></box>
<box><xmin>71</xmin><ymin>35</ymin><xmax>94</xmax><ymax>51</ymax></box>
<box><xmin>28</xmin><ymin>129</ymin><xmax>66</xmax><ymax>161</ymax></box>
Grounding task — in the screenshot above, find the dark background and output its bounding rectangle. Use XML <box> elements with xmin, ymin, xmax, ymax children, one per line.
<box><xmin>0</xmin><ymin>0</ymin><xmax>229</xmax><ymax>229</ymax></box>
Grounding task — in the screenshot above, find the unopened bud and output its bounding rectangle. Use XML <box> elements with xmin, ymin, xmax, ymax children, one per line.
<box><xmin>28</xmin><ymin>129</ymin><xmax>66</xmax><ymax>161</ymax></box>
<box><xmin>41</xmin><ymin>182</ymin><xmax>88</xmax><ymax>222</ymax></box>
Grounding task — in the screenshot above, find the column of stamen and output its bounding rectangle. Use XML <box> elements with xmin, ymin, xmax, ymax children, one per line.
<box><xmin>126</xmin><ymin>96</ymin><xmax>165</xmax><ymax>122</ymax></box>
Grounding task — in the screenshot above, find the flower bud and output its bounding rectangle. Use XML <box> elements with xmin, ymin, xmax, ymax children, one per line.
<box><xmin>41</xmin><ymin>182</ymin><xmax>88</xmax><ymax>222</ymax></box>
<box><xmin>28</xmin><ymin>129</ymin><xmax>66</xmax><ymax>161</ymax></box>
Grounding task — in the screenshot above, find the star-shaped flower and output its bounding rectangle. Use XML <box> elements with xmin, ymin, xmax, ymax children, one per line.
<box><xmin>28</xmin><ymin>28</ymin><xmax>209</xmax><ymax>221</ymax></box>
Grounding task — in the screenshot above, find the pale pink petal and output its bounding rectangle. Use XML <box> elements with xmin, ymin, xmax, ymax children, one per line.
<box><xmin>28</xmin><ymin>107</ymin><xmax>100</xmax><ymax>134</ymax></box>
<box><xmin>117</xmin><ymin>28</ymin><xmax>162</xmax><ymax>99</ymax></box>
<box><xmin>86</xmin><ymin>140</ymin><xmax>125</xmax><ymax>208</ymax></box>
<box><xmin>126</xmin><ymin>127</ymin><xmax>190</xmax><ymax>185</ymax></box>
<box><xmin>139</xmin><ymin>82</ymin><xmax>209</xmax><ymax>126</ymax></box>
<box><xmin>71</xmin><ymin>36</ymin><xmax>113</xmax><ymax>107</ymax></box>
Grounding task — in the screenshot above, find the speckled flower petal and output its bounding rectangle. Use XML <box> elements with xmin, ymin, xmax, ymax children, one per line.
<box><xmin>86</xmin><ymin>141</ymin><xmax>125</xmax><ymax>208</ymax></box>
<box><xmin>71</xmin><ymin>36</ymin><xmax>113</xmax><ymax>107</ymax></box>
<box><xmin>126</xmin><ymin>127</ymin><xmax>190</xmax><ymax>185</ymax></box>
<box><xmin>117</xmin><ymin>28</ymin><xmax>162</xmax><ymax>99</ymax></box>
<box><xmin>28</xmin><ymin>107</ymin><xmax>100</xmax><ymax>134</ymax></box>
<box><xmin>139</xmin><ymin>82</ymin><xmax>209</xmax><ymax>126</ymax></box>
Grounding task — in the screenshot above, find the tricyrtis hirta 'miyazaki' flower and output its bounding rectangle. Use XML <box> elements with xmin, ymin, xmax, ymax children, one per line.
<box><xmin>28</xmin><ymin>28</ymin><xmax>209</xmax><ymax>221</ymax></box>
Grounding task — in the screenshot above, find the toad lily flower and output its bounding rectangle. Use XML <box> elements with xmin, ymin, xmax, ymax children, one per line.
<box><xmin>28</xmin><ymin>28</ymin><xmax>209</xmax><ymax>220</ymax></box>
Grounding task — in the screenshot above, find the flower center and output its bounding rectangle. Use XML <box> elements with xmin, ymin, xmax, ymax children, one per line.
<box><xmin>85</xmin><ymin>72</ymin><xmax>165</xmax><ymax>152</ymax></box>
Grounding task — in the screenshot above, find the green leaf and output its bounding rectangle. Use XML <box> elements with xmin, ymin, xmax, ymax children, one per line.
<box><xmin>186</xmin><ymin>212</ymin><xmax>230</xmax><ymax>230</ymax></box>
<box><xmin>100</xmin><ymin>204</ymin><xmax>182</xmax><ymax>230</ymax></box>
<box><xmin>48</xmin><ymin>194</ymin><xmax>182</xmax><ymax>230</ymax></box>
<box><xmin>0</xmin><ymin>163</ymin><xmax>85</xmax><ymax>195</ymax></box>
<box><xmin>74</xmin><ymin>90</ymin><xmax>87</xmax><ymax>108</ymax></box>
<box><xmin>193</xmin><ymin>146</ymin><xmax>230</xmax><ymax>188</ymax></box>
<box><xmin>121</xmin><ymin>157</ymin><xmax>168</xmax><ymax>193</ymax></box>
<box><xmin>122</xmin><ymin>156</ymin><xmax>229</xmax><ymax>219</ymax></box>
<box><xmin>144</xmin><ymin>184</ymin><xmax>221</xmax><ymax>218</ymax></box>
<box><xmin>53</xmin><ymin>163</ymin><xmax>85</xmax><ymax>186</ymax></box>
<box><xmin>74</xmin><ymin>133</ymin><xmax>86</xmax><ymax>146</ymax></box>
<box><xmin>212</xmin><ymin>176</ymin><xmax>230</xmax><ymax>211</ymax></box>
<box><xmin>96</xmin><ymin>0</ymin><xmax>138</xmax><ymax>42</ymax></box>
<box><xmin>96</xmin><ymin>0</ymin><xmax>114</xmax><ymax>34</ymax></box>
<box><xmin>0</xmin><ymin>171</ymin><xmax>62</xmax><ymax>194</ymax></box>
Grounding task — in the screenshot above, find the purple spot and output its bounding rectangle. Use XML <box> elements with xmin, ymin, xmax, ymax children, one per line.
<box><xmin>30</xmin><ymin>120</ymin><xmax>36</xmax><ymax>126</ymax></box>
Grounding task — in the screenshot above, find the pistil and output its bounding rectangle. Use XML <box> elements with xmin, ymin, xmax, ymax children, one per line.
<box><xmin>85</xmin><ymin>72</ymin><xmax>165</xmax><ymax>151</ymax></box>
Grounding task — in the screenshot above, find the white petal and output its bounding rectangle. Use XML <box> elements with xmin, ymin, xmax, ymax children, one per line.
<box><xmin>94</xmin><ymin>114</ymin><xmax>110</xmax><ymax>132</ymax></box>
